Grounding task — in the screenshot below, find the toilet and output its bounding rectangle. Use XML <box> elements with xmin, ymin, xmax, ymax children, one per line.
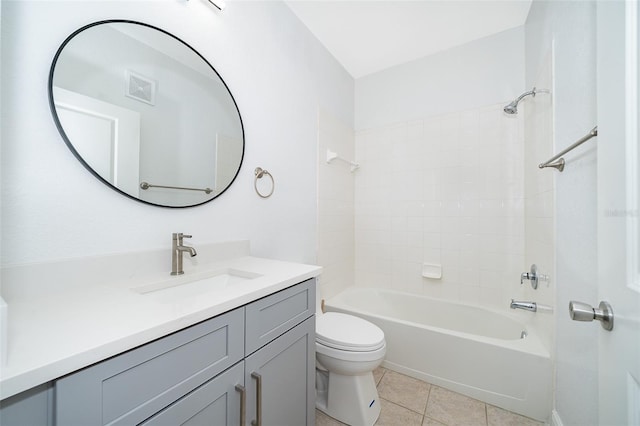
<box><xmin>315</xmin><ymin>311</ymin><xmax>386</xmax><ymax>426</ymax></box>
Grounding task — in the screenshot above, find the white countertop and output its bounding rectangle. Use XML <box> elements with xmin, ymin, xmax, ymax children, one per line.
<box><xmin>0</xmin><ymin>243</ymin><xmax>321</xmax><ymax>400</ymax></box>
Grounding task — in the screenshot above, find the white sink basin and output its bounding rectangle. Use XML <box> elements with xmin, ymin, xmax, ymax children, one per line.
<box><xmin>131</xmin><ymin>268</ymin><xmax>262</xmax><ymax>302</ymax></box>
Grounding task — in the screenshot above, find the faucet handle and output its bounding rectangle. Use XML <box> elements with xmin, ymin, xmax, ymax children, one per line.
<box><xmin>173</xmin><ymin>233</ymin><xmax>192</xmax><ymax>240</ymax></box>
<box><xmin>520</xmin><ymin>264</ymin><xmax>540</xmax><ymax>289</ymax></box>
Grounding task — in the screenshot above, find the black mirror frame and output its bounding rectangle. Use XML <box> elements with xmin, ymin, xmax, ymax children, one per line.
<box><xmin>48</xmin><ymin>19</ymin><xmax>245</xmax><ymax>208</ymax></box>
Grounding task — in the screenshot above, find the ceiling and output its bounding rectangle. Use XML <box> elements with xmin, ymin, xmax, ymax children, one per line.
<box><xmin>285</xmin><ymin>0</ymin><xmax>532</xmax><ymax>79</ymax></box>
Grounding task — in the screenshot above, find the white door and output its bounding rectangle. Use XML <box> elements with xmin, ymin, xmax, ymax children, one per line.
<box><xmin>53</xmin><ymin>87</ymin><xmax>141</xmax><ymax>197</ymax></box>
<box><xmin>597</xmin><ymin>1</ymin><xmax>640</xmax><ymax>425</ymax></box>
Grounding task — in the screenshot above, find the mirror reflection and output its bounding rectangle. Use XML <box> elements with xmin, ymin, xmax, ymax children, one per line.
<box><xmin>49</xmin><ymin>20</ymin><xmax>244</xmax><ymax>207</ymax></box>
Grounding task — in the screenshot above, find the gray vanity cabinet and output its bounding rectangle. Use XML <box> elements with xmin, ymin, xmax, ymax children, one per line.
<box><xmin>1</xmin><ymin>278</ymin><xmax>316</xmax><ymax>426</ymax></box>
<box><xmin>56</xmin><ymin>308</ymin><xmax>245</xmax><ymax>425</ymax></box>
<box><xmin>140</xmin><ymin>361</ymin><xmax>244</xmax><ymax>426</ymax></box>
<box><xmin>244</xmin><ymin>317</ymin><xmax>315</xmax><ymax>426</ymax></box>
<box><xmin>244</xmin><ymin>278</ymin><xmax>316</xmax><ymax>426</ymax></box>
<box><xmin>0</xmin><ymin>383</ymin><xmax>54</xmax><ymax>426</ymax></box>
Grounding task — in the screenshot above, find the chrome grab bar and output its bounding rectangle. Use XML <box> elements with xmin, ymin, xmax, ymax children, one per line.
<box><xmin>140</xmin><ymin>181</ymin><xmax>213</xmax><ymax>194</ymax></box>
<box><xmin>538</xmin><ymin>126</ymin><xmax>598</xmax><ymax>172</ymax></box>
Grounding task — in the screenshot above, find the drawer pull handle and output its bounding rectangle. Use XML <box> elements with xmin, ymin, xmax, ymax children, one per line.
<box><xmin>251</xmin><ymin>372</ymin><xmax>262</xmax><ymax>426</ymax></box>
<box><xmin>235</xmin><ymin>384</ymin><xmax>246</xmax><ymax>426</ymax></box>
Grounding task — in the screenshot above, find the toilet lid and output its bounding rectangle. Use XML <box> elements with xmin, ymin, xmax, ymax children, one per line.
<box><xmin>316</xmin><ymin>312</ymin><xmax>385</xmax><ymax>351</ymax></box>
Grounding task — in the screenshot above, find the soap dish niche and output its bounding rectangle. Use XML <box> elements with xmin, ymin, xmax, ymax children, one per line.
<box><xmin>422</xmin><ymin>263</ymin><xmax>442</xmax><ymax>279</ymax></box>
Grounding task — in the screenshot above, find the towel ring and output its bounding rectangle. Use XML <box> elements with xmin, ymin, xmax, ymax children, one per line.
<box><xmin>254</xmin><ymin>167</ymin><xmax>274</xmax><ymax>198</ymax></box>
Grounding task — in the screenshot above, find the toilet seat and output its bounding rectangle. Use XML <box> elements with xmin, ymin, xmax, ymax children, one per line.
<box><xmin>316</xmin><ymin>312</ymin><xmax>385</xmax><ymax>352</ymax></box>
<box><xmin>316</xmin><ymin>339</ymin><xmax>386</xmax><ymax>363</ymax></box>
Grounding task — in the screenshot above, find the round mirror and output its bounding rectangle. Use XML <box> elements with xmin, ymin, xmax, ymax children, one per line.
<box><xmin>48</xmin><ymin>20</ymin><xmax>244</xmax><ymax>208</ymax></box>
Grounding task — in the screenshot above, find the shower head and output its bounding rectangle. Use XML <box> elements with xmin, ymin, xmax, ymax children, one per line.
<box><xmin>503</xmin><ymin>101</ymin><xmax>519</xmax><ymax>115</ymax></box>
<box><xmin>503</xmin><ymin>87</ymin><xmax>537</xmax><ymax>114</ymax></box>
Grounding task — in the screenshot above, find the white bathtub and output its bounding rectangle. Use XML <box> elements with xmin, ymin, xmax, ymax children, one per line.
<box><xmin>325</xmin><ymin>287</ymin><xmax>551</xmax><ymax>421</ymax></box>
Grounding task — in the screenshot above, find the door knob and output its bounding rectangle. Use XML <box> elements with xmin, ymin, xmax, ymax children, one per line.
<box><xmin>569</xmin><ymin>300</ymin><xmax>614</xmax><ymax>331</ymax></box>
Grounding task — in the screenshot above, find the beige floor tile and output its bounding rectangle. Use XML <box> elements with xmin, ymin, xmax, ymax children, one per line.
<box><xmin>316</xmin><ymin>371</ymin><xmax>541</xmax><ymax>426</ymax></box>
<box><xmin>425</xmin><ymin>386</ymin><xmax>487</xmax><ymax>426</ymax></box>
<box><xmin>377</xmin><ymin>370</ymin><xmax>431</xmax><ymax>414</ymax></box>
<box><xmin>373</xmin><ymin>366</ymin><xmax>387</xmax><ymax>386</ymax></box>
<box><xmin>315</xmin><ymin>409</ymin><xmax>348</xmax><ymax>426</ymax></box>
<box><xmin>422</xmin><ymin>416</ymin><xmax>447</xmax><ymax>425</ymax></box>
<box><xmin>375</xmin><ymin>398</ymin><xmax>423</xmax><ymax>426</ymax></box>
<box><xmin>486</xmin><ymin>405</ymin><xmax>543</xmax><ymax>426</ymax></box>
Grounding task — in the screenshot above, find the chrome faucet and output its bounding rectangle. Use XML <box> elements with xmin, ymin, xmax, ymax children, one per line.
<box><xmin>171</xmin><ymin>233</ymin><xmax>197</xmax><ymax>275</ymax></box>
<box><xmin>510</xmin><ymin>299</ymin><xmax>537</xmax><ymax>312</ymax></box>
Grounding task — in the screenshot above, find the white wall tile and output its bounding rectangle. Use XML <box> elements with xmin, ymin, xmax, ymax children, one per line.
<box><xmin>355</xmin><ymin>103</ymin><xmax>525</xmax><ymax>308</ymax></box>
<box><xmin>317</xmin><ymin>108</ymin><xmax>356</xmax><ymax>301</ymax></box>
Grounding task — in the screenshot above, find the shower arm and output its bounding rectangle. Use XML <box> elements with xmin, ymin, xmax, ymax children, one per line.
<box><xmin>513</xmin><ymin>88</ymin><xmax>537</xmax><ymax>104</ymax></box>
<box><xmin>503</xmin><ymin>87</ymin><xmax>538</xmax><ymax>114</ymax></box>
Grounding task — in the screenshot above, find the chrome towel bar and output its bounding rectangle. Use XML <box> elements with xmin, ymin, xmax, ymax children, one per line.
<box><xmin>140</xmin><ymin>181</ymin><xmax>213</xmax><ymax>194</ymax></box>
<box><xmin>539</xmin><ymin>126</ymin><xmax>598</xmax><ymax>172</ymax></box>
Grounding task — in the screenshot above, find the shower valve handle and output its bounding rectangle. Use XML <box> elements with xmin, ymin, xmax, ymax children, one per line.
<box><xmin>520</xmin><ymin>264</ymin><xmax>539</xmax><ymax>289</ymax></box>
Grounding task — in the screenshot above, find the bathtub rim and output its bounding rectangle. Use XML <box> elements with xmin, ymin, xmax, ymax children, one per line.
<box><xmin>325</xmin><ymin>286</ymin><xmax>550</xmax><ymax>359</ymax></box>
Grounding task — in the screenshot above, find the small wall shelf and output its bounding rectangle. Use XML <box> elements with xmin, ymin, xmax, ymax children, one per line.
<box><xmin>326</xmin><ymin>149</ymin><xmax>359</xmax><ymax>173</ymax></box>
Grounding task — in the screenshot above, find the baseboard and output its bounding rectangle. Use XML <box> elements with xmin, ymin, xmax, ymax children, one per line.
<box><xmin>550</xmin><ymin>410</ymin><xmax>564</xmax><ymax>426</ymax></box>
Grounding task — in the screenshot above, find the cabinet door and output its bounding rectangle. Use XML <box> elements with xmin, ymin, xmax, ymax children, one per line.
<box><xmin>245</xmin><ymin>316</ymin><xmax>315</xmax><ymax>426</ymax></box>
<box><xmin>0</xmin><ymin>383</ymin><xmax>53</xmax><ymax>426</ymax></box>
<box><xmin>141</xmin><ymin>362</ymin><xmax>244</xmax><ymax>426</ymax></box>
<box><xmin>56</xmin><ymin>308</ymin><xmax>244</xmax><ymax>426</ymax></box>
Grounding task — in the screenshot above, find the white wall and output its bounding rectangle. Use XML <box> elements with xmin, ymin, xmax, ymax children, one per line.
<box><xmin>0</xmin><ymin>0</ymin><xmax>353</xmax><ymax>267</ymax></box>
<box><xmin>355</xmin><ymin>26</ymin><xmax>525</xmax><ymax>131</ymax></box>
<box><xmin>525</xmin><ymin>1</ymin><xmax>598</xmax><ymax>425</ymax></box>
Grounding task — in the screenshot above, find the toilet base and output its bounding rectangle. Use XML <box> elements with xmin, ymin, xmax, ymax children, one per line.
<box><xmin>316</xmin><ymin>370</ymin><xmax>381</xmax><ymax>426</ymax></box>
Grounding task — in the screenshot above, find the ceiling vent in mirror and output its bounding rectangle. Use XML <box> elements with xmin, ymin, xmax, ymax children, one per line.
<box><xmin>125</xmin><ymin>70</ymin><xmax>156</xmax><ymax>105</ymax></box>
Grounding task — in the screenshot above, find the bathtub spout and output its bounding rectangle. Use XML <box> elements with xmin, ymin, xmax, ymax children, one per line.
<box><xmin>510</xmin><ymin>299</ymin><xmax>537</xmax><ymax>312</ymax></box>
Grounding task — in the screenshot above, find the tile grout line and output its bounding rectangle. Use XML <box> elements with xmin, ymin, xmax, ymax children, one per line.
<box><xmin>423</xmin><ymin>381</ymin><xmax>432</xmax><ymax>417</ymax></box>
<box><xmin>373</xmin><ymin>369</ymin><xmax>541</xmax><ymax>426</ymax></box>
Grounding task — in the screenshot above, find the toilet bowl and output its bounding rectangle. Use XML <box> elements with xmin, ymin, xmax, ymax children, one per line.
<box><xmin>315</xmin><ymin>312</ymin><xmax>386</xmax><ymax>426</ymax></box>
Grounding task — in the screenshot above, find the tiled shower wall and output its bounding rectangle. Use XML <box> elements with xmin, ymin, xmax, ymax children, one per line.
<box><xmin>523</xmin><ymin>49</ymin><xmax>555</xmax><ymax>352</ymax></box>
<box><xmin>354</xmin><ymin>104</ymin><xmax>525</xmax><ymax>309</ymax></box>
<box><xmin>317</xmin><ymin>109</ymin><xmax>355</xmax><ymax>301</ymax></box>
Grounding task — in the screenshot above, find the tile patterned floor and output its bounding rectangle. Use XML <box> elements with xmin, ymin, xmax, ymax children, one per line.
<box><xmin>316</xmin><ymin>367</ymin><xmax>543</xmax><ymax>426</ymax></box>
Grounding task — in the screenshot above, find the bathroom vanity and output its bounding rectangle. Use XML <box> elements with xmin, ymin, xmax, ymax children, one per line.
<box><xmin>0</xmin><ymin>241</ymin><xmax>320</xmax><ymax>425</ymax></box>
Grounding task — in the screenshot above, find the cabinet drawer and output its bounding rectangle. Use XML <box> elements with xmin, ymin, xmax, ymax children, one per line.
<box><xmin>56</xmin><ymin>308</ymin><xmax>244</xmax><ymax>426</ymax></box>
<box><xmin>245</xmin><ymin>278</ymin><xmax>315</xmax><ymax>355</ymax></box>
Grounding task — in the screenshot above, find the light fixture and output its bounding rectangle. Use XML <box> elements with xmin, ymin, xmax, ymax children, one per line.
<box><xmin>207</xmin><ymin>0</ymin><xmax>226</xmax><ymax>11</ymax></box>
<box><xmin>186</xmin><ymin>0</ymin><xmax>226</xmax><ymax>12</ymax></box>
